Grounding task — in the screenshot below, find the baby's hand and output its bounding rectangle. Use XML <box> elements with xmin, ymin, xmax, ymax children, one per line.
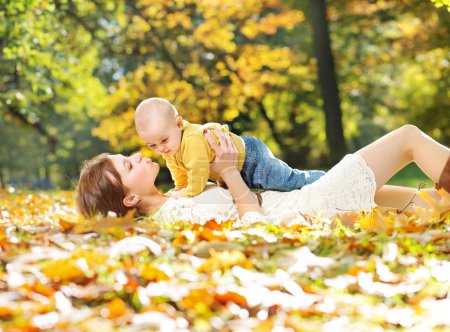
<box><xmin>170</xmin><ymin>188</ymin><xmax>186</xmax><ymax>199</ymax></box>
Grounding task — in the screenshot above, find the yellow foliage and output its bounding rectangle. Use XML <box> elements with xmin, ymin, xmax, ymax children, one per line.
<box><xmin>167</xmin><ymin>12</ymin><xmax>193</xmax><ymax>29</ymax></box>
<box><xmin>356</xmin><ymin>208</ymin><xmax>394</xmax><ymax>233</ymax></box>
<box><xmin>242</xmin><ymin>10</ymin><xmax>304</xmax><ymax>39</ymax></box>
<box><xmin>414</xmin><ymin>189</ymin><xmax>450</xmax><ymax>223</ymax></box>
<box><xmin>140</xmin><ymin>264</ymin><xmax>170</xmax><ymax>281</ymax></box>
<box><xmin>180</xmin><ymin>288</ymin><xmax>215</xmax><ymax>315</ymax></box>
<box><xmin>41</xmin><ymin>258</ymin><xmax>86</xmax><ymax>281</ymax></box>
<box><xmin>72</xmin><ymin>249</ymin><xmax>109</xmax><ymax>268</ymax></box>
<box><xmin>93</xmin><ymin>0</ymin><xmax>310</xmax><ymax>152</ymax></box>
<box><xmin>198</xmin><ymin>249</ymin><xmax>251</xmax><ymax>272</ymax></box>
<box><xmin>194</xmin><ymin>21</ymin><xmax>236</xmax><ymax>52</ymax></box>
<box><xmin>223</xmin><ymin>108</ymin><xmax>239</xmax><ymax>121</ymax></box>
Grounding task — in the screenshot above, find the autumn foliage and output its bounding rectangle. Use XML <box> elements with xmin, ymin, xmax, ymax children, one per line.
<box><xmin>1</xmin><ymin>188</ymin><xmax>450</xmax><ymax>330</ymax></box>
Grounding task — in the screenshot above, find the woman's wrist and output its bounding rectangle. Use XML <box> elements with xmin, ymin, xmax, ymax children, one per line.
<box><xmin>220</xmin><ymin>168</ymin><xmax>240</xmax><ymax>181</ymax></box>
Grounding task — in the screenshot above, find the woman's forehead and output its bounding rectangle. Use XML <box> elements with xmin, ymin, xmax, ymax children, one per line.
<box><xmin>109</xmin><ymin>154</ymin><xmax>126</xmax><ymax>172</ymax></box>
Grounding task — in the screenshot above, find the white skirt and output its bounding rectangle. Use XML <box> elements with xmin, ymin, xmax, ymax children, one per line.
<box><xmin>261</xmin><ymin>154</ymin><xmax>377</xmax><ymax>222</ymax></box>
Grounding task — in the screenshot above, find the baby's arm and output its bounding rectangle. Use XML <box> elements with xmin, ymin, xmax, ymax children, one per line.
<box><xmin>164</xmin><ymin>155</ymin><xmax>188</xmax><ymax>190</ymax></box>
<box><xmin>177</xmin><ymin>133</ymin><xmax>214</xmax><ymax>197</ymax></box>
<box><xmin>183</xmin><ymin>149</ymin><xmax>211</xmax><ymax>197</ymax></box>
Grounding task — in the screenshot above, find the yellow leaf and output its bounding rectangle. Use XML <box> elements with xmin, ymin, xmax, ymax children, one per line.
<box><xmin>72</xmin><ymin>249</ymin><xmax>109</xmax><ymax>269</ymax></box>
<box><xmin>198</xmin><ymin>249</ymin><xmax>251</xmax><ymax>272</ymax></box>
<box><xmin>356</xmin><ymin>209</ymin><xmax>393</xmax><ymax>232</ymax></box>
<box><xmin>140</xmin><ymin>264</ymin><xmax>169</xmax><ymax>281</ymax></box>
<box><xmin>41</xmin><ymin>259</ymin><xmax>85</xmax><ymax>282</ymax></box>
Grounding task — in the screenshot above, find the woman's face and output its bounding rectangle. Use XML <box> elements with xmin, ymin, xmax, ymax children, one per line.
<box><xmin>109</xmin><ymin>153</ymin><xmax>159</xmax><ymax>196</ymax></box>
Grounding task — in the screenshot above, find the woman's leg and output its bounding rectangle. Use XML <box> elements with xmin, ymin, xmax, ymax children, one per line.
<box><xmin>356</xmin><ymin>125</ymin><xmax>450</xmax><ymax>191</ymax></box>
<box><xmin>375</xmin><ymin>185</ymin><xmax>442</xmax><ymax>211</ymax></box>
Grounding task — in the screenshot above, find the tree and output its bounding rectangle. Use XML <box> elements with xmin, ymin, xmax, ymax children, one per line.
<box><xmin>327</xmin><ymin>0</ymin><xmax>449</xmax><ymax>147</ymax></box>
<box><xmin>308</xmin><ymin>0</ymin><xmax>346</xmax><ymax>163</ymax></box>
<box><xmin>93</xmin><ymin>0</ymin><xmax>325</xmax><ymax>167</ymax></box>
<box><xmin>0</xmin><ymin>0</ymin><xmax>110</xmax><ymax>187</ymax></box>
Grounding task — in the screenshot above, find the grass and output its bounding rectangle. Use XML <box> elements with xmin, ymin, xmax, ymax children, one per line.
<box><xmin>387</xmin><ymin>163</ymin><xmax>434</xmax><ymax>188</ymax></box>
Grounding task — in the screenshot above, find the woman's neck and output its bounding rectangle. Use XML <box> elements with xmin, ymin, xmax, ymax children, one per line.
<box><xmin>138</xmin><ymin>192</ymin><xmax>171</xmax><ymax>215</ymax></box>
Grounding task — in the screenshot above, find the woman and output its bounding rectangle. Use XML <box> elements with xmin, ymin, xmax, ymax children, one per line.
<box><xmin>76</xmin><ymin>125</ymin><xmax>450</xmax><ymax>224</ymax></box>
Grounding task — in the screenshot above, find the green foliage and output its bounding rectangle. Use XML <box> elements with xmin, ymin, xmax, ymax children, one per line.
<box><xmin>0</xmin><ymin>0</ymin><xmax>110</xmax><ymax>187</ymax></box>
<box><xmin>329</xmin><ymin>0</ymin><xmax>449</xmax><ymax>148</ymax></box>
<box><xmin>0</xmin><ymin>0</ymin><xmax>449</xmax><ymax>186</ymax></box>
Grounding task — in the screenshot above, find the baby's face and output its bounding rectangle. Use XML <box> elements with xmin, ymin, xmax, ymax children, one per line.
<box><xmin>139</xmin><ymin>115</ymin><xmax>183</xmax><ymax>156</ymax></box>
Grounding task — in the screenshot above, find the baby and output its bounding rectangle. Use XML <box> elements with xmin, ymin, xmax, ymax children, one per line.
<box><xmin>135</xmin><ymin>97</ymin><xmax>325</xmax><ymax>197</ymax></box>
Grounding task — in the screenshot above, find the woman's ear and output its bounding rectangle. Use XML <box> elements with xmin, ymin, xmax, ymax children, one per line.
<box><xmin>123</xmin><ymin>194</ymin><xmax>140</xmax><ymax>207</ymax></box>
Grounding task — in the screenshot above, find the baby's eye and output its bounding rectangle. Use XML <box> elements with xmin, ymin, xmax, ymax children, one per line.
<box><xmin>162</xmin><ymin>138</ymin><xmax>168</xmax><ymax>143</ymax></box>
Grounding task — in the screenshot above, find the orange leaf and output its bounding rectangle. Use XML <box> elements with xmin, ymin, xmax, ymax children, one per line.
<box><xmin>0</xmin><ymin>306</ymin><xmax>13</xmax><ymax>318</ymax></box>
<box><xmin>215</xmin><ymin>291</ymin><xmax>248</xmax><ymax>306</ymax></box>
<box><xmin>347</xmin><ymin>266</ymin><xmax>368</xmax><ymax>276</ymax></box>
<box><xmin>58</xmin><ymin>218</ymin><xmax>75</xmax><ymax>232</ymax></box>
<box><xmin>199</xmin><ymin>227</ymin><xmax>226</xmax><ymax>241</ymax></box>
<box><xmin>105</xmin><ymin>298</ymin><xmax>129</xmax><ymax>318</ymax></box>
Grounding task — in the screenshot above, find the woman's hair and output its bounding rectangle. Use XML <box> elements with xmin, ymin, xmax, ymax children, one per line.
<box><xmin>75</xmin><ymin>153</ymin><xmax>133</xmax><ymax>218</ymax></box>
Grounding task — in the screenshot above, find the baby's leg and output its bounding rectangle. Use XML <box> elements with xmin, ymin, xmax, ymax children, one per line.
<box><xmin>247</xmin><ymin>136</ymin><xmax>325</xmax><ymax>190</ymax></box>
<box><xmin>356</xmin><ymin>125</ymin><xmax>450</xmax><ymax>191</ymax></box>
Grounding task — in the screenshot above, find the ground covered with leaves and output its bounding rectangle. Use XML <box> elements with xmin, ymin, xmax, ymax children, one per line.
<box><xmin>1</xmin><ymin>188</ymin><xmax>449</xmax><ymax>331</ymax></box>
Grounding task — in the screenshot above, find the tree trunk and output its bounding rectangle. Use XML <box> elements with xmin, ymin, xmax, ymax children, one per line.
<box><xmin>0</xmin><ymin>167</ymin><xmax>4</xmax><ymax>189</ymax></box>
<box><xmin>309</xmin><ymin>0</ymin><xmax>347</xmax><ymax>164</ymax></box>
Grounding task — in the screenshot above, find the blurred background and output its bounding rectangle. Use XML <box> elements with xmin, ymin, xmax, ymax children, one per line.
<box><xmin>0</xmin><ymin>0</ymin><xmax>449</xmax><ymax>190</ymax></box>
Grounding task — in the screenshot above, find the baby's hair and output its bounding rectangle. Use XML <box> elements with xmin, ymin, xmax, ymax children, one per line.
<box><xmin>135</xmin><ymin>97</ymin><xmax>178</xmax><ymax>131</ymax></box>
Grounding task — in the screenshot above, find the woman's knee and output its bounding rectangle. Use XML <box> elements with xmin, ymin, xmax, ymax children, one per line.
<box><xmin>399</xmin><ymin>124</ymin><xmax>422</xmax><ymax>143</ymax></box>
<box><xmin>398</xmin><ymin>124</ymin><xmax>421</xmax><ymax>137</ymax></box>
<box><xmin>397</xmin><ymin>124</ymin><xmax>422</xmax><ymax>157</ymax></box>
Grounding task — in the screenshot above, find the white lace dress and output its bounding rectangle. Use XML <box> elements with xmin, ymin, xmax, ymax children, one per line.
<box><xmin>153</xmin><ymin>154</ymin><xmax>377</xmax><ymax>225</ymax></box>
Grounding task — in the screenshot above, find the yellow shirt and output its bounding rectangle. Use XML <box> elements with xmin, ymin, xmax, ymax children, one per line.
<box><xmin>163</xmin><ymin>120</ymin><xmax>246</xmax><ymax>197</ymax></box>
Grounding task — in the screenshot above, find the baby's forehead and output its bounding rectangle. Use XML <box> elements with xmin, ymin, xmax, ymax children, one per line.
<box><xmin>139</xmin><ymin>122</ymin><xmax>169</xmax><ymax>142</ymax></box>
<box><xmin>137</xmin><ymin>107</ymin><xmax>173</xmax><ymax>129</ymax></box>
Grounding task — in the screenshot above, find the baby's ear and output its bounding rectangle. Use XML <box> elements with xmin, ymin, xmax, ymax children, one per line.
<box><xmin>123</xmin><ymin>194</ymin><xmax>140</xmax><ymax>207</ymax></box>
<box><xmin>176</xmin><ymin>116</ymin><xmax>183</xmax><ymax>128</ymax></box>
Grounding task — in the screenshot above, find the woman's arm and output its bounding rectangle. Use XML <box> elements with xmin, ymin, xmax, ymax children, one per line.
<box><xmin>205</xmin><ymin>131</ymin><xmax>263</xmax><ymax>217</ymax></box>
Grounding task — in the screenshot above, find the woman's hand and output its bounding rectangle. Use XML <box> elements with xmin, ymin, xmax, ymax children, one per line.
<box><xmin>169</xmin><ymin>188</ymin><xmax>186</xmax><ymax>199</ymax></box>
<box><xmin>205</xmin><ymin>130</ymin><xmax>264</xmax><ymax>217</ymax></box>
<box><xmin>205</xmin><ymin>130</ymin><xmax>239</xmax><ymax>179</ymax></box>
